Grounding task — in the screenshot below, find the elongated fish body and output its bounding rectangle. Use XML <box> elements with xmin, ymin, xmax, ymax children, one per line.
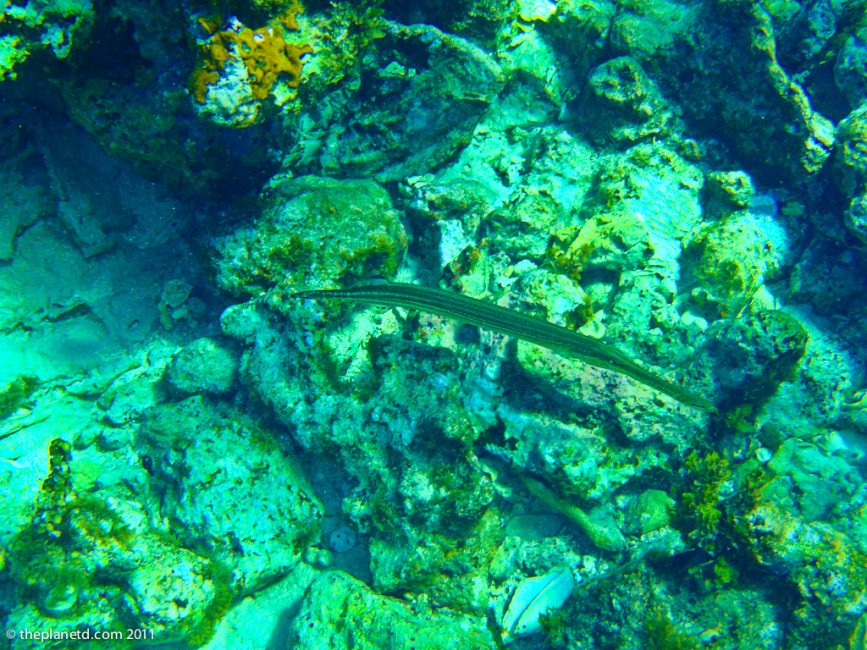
<box><xmin>294</xmin><ymin>282</ymin><xmax>714</xmax><ymax>411</ymax></box>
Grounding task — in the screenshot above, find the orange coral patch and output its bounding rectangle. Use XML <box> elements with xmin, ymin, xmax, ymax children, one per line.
<box><xmin>190</xmin><ymin>2</ymin><xmax>312</xmax><ymax>105</ymax></box>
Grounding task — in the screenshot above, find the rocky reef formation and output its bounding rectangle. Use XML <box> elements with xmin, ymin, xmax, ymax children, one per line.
<box><xmin>1</xmin><ymin>0</ymin><xmax>867</xmax><ymax>648</ymax></box>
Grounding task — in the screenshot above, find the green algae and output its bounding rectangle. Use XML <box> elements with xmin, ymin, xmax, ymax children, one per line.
<box><xmin>8</xmin><ymin>438</ymin><xmax>130</xmax><ymax>620</ymax></box>
<box><xmin>5</xmin><ymin>436</ymin><xmax>234</xmax><ymax>646</ymax></box>
<box><xmin>0</xmin><ymin>374</ymin><xmax>39</xmax><ymax>420</ymax></box>
<box><xmin>1</xmin><ymin>0</ymin><xmax>95</xmax><ymax>78</ymax></box>
<box><xmin>0</xmin><ymin>35</ymin><xmax>29</xmax><ymax>80</ymax></box>
<box><xmin>676</xmin><ymin>450</ymin><xmax>732</xmax><ymax>554</ymax></box>
<box><xmin>641</xmin><ymin>609</ymin><xmax>700</xmax><ymax>650</ymax></box>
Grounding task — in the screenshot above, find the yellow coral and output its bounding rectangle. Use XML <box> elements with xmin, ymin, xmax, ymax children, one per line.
<box><xmin>190</xmin><ymin>2</ymin><xmax>312</xmax><ymax>104</ymax></box>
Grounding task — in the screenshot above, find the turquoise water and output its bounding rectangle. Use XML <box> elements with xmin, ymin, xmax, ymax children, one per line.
<box><xmin>1</xmin><ymin>1</ymin><xmax>866</xmax><ymax>648</ymax></box>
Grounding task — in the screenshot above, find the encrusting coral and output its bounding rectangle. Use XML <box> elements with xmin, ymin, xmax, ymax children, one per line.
<box><xmin>190</xmin><ymin>1</ymin><xmax>312</xmax><ymax>125</ymax></box>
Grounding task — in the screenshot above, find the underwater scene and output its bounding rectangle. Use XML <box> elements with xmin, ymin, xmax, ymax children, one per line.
<box><xmin>1</xmin><ymin>0</ymin><xmax>867</xmax><ymax>648</ymax></box>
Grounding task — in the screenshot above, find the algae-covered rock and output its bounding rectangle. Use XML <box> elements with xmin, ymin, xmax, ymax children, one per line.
<box><xmin>788</xmin><ymin>240</ymin><xmax>867</xmax><ymax>315</ymax></box>
<box><xmin>701</xmin><ymin>309</ymin><xmax>808</xmax><ymax>409</ymax></box>
<box><xmin>213</xmin><ymin>175</ymin><xmax>407</xmax><ymax>309</ymax></box>
<box><xmin>633</xmin><ymin>0</ymin><xmax>835</xmax><ymax>181</ymax></box>
<box><xmin>760</xmin><ymin>320</ymin><xmax>859</xmax><ymax>429</ymax></box>
<box><xmin>685</xmin><ymin>207</ymin><xmax>790</xmax><ymax>318</ymax></box>
<box><xmin>158</xmin><ymin>279</ymin><xmax>199</xmax><ymax>330</ymax></box>
<box><xmin>166</xmin><ymin>336</ymin><xmax>239</xmax><ymax>396</ymax></box>
<box><xmin>746</xmin><ymin>501</ymin><xmax>867</xmax><ymax>643</ymax></box>
<box><xmin>543</xmin><ymin>562</ymin><xmax>781</xmax><ymax>648</ymax></box>
<box><xmin>405</xmin><ymin>109</ymin><xmax>596</xmax><ymax>266</ymax></box>
<box><xmin>0</xmin><ymin>374</ymin><xmax>40</xmax><ymax>420</ymax></box>
<box><xmin>369</xmin><ymin>335</ymin><xmax>479</xmax><ymax>447</ymax></box>
<box><xmin>7</xmin><ymin>518</ymin><xmax>234</xmax><ymax>647</ymax></box>
<box><xmin>835</xmin><ymin>26</ymin><xmax>867</xmax><ymax>109</ymax></box>
<box><xmin>222</xmin><ymin>297</ymin><xmax>503</xmax><ymax>610</ymax></box>
<box><xmin>3</xmin><ymin>436</ymin><xmax>233</xmax><ymax>648</ymax></box>
<box><xmin>550</xmin><ymin>143</ymin><xmax>703</xmax><ymax>305</ymax></box>
<box><xmin>219</xmin><ymin>300</ymin><xmax>268</xmax><ymax>345</ymax></box>
<box><xmin>581</xmin><ymin>55</ymin><xmax>677</xmax><ymax>145</ymax></box>
<box><xmin>0</xmin><ymin>0</ymin><xmax>94</xmax><ymax>80</ymax></box>
<box><xmin>61</xmin><ymin>75</ymin><xmax>276</xmax><ymax>199</ymax></box>
<box><xmin>287</xmin><ymin>571</ymin><xmax>496</xmax><ymax>649</ymax></box>
<box><xmin>543</xmin><ymin>144</ymin><xmax>712</xmax><ymax>402</ymax></box>
<box><xmin>704</xmin><ymin>170</ymin><xmax>756</xmax><ymax>211</ymax></box>
<box><xmin>224</xmin><ymin>305</ymin><xmax>328</xmax><ymax>448</ymax></box>
<box><xmin>609</xmin><ymin>0</ymin><xmax>696</xmax><ymax>59</ymax></box>
<box><xmin>532</xmin><ymin>0</ymin><xmax>613</xmax><ymax>79</ymax></box>
<box><xmin>278</xmin><ymin>21</ymin><xmax>503</xmax><ymax>181</ymax></box>
<box><xmin>367</xmin><ymin>507</ymin><xmax>505</xmax><ymax>613</ymax></box>
<box><xmin>624</xmin><ymin>489</ymin><xmax>675</xmax><ymax>537</ymax></box>
<box><xmin>96</xmin><ymin>346</ymin><xmax>175</xmax><ymax>426</ymax></box>
<box><xmin>493</xmin><ymin>407</ymin><xmax>613</xmax><ymax>500</ymax></box>
<box><xmin>42</xmin><ymin>2</ymin><xmax>279</xmax><ymax>199</ymax></box>
<box><xmin>765</xmin><ymin>438</ymin><xmax>860</xmax><ymax>521</ymax></box>
<box><xmin>123</xmin><ymin>535</ymin><xmax>234</xmax><ymax>645</ymax></box>
<box><xmin>138</xmin><ymin>396</ymin><xmax>323</xmax><ymax>593</ymax></box>
<box><xmin>776</xmin><ymin>0</ymin><xmax>866</xmax><ymax>93</ymax></box>
<box><xmin>834</xmin><ymin>104</ymin><xmax>867</xmax><ymax>197</ymax></box>
<box><xmin>845</xmin><ymin>190</ymin><xmax>867</xmax><ymax>245</ymax></box>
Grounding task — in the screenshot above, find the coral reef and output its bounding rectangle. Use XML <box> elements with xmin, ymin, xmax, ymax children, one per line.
<box><xmin>2</xmin><ymin>0</ymin><xmax>867</xmax><ymax>647</ymax></box>
<box><xmin>835</xmin><ymin>104</ymin><xmax>867</xmax><ymax>245</ymax></box>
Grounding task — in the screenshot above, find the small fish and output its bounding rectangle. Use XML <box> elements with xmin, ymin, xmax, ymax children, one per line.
<box><xmin>500</xmin><ymin>566</ymin><xmax>575</xmax><ymax>643</ymax></box>
<box><xmin>293</xmin><ymin>282</ymin><xmax>714</xmax><ymax>411</ymax></box>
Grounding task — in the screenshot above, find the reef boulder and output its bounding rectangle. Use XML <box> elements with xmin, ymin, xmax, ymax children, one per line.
<box><xmin>287</xmin><ymin>570</ymin><xmax>495</xmax><ymax>649</ymax></box>
<box><xmin>213</xmin><ymin>175</ymin><xmax>407</xmax><ymax>312</ymax></box>
<box><xmin>276</xmin><ymin>21</ymin><xmax>503</xmax><ymax>180</ymax></box>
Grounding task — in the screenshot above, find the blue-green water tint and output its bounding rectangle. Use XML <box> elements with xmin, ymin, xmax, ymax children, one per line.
<box><xmin>1</xmin><ymin>1</ymin><xmax>866</xmax><ymax>648</ymax></box>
